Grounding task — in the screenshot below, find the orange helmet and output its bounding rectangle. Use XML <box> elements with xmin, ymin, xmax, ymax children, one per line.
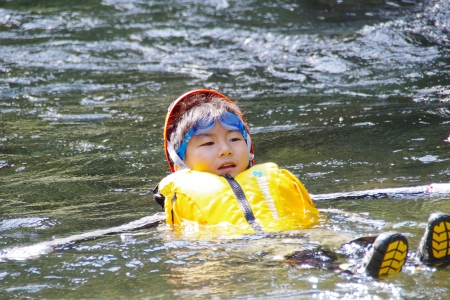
<box><xmin>163</xmin><ymin>89</ymin><xmax>254</xmax><ymax>172</ymax></box>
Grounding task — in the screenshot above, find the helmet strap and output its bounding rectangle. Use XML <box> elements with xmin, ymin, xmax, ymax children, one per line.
<box><xmin>167</xmin><ymin>140</ymin><xmax>189</xmax><ymax>170</ymax></box>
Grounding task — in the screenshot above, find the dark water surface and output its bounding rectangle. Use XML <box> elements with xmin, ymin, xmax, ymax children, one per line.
<box><xmin>1</xmin><ymin>0</ymin><xmax>450</xmax><ymax>298</ymax></box>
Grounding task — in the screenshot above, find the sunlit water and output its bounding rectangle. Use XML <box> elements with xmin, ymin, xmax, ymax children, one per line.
<box><xmin>1</xmin><ymin>0</ymin><xmax>450</xmax><ymax>298</ymax></box>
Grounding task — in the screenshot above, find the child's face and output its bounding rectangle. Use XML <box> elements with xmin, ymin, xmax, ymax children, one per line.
<box><xmin>183</xmin><ymin>122</ymin><xmax>250</xmax><ymax>178</ymax></box>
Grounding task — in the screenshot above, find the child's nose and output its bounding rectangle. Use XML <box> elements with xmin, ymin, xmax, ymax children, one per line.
<box><xmin>218</xmin><ymin>141</ymin><xmax>233</xmax><ymax>157</ymax></box>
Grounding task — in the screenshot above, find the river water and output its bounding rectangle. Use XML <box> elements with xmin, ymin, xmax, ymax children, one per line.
<box><xmin>1</xmin><ymin>0</ymin><xmax>450</xmax><ymax>298</ymax></box>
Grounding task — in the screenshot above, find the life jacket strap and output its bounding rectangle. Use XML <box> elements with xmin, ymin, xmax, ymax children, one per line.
<box><xmin>223</xmin><ymin>174</ymin><xmax>263</xmax><ymax>232</ymax></box>
<box><xmin>152</xmin><ymin>185</ymin><xmax>165</xmax><ymax>209</ymax></box>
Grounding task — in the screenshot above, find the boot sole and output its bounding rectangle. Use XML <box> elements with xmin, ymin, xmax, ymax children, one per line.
<box><xmin>419</xmin><ymin>213</ymin><xmax>450</xmax><ymax>264</ymax></box>
<box><xmin>364</xmin><ymin>232</ymin><xmax>408</xmax><ymax>277</ymax></box>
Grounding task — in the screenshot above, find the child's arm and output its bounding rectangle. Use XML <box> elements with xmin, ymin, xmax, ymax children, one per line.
<box><xmin>275</xmin><ymin>167</ymin><xmax>320</xmax><ymax>223</ymax></box>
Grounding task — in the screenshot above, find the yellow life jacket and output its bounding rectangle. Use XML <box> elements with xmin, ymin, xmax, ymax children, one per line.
<box><xmin>158</xmin><ymin>163</ymin><xmax>320</xmax><ymax>233</ymax></box>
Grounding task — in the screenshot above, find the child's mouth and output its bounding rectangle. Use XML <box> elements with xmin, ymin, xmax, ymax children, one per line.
<box><xmin>218</xmin><ymin>162</ymin><xmax>236</xmax><ymax>170</ymax></box>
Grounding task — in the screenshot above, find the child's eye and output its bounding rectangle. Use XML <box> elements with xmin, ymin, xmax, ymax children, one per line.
<box><xmin>200</xmin><ymin>142</ymin><xmax>214</xmax><ymax>147</ymax></box>
<box><xmin>230</xmin><ymin>137</ymin><xmax>242</xmax><ymax>142</ymax></box>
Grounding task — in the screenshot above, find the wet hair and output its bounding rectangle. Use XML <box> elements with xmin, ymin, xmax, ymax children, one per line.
<box><xmin>167</xmin><ymin>93</ymin><xmax>246</xmax><ymax>153</ymax></box>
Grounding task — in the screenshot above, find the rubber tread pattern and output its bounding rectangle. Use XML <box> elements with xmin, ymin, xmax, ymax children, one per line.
<box><xmin>417</xmin><ymin>213</ymin><xmax>450</xmax><ymax>265</ymax></box>
<box><xmin>363</xmin><ymin>232</ymin><xmax>408</xmax><ymax>277</ymax></box>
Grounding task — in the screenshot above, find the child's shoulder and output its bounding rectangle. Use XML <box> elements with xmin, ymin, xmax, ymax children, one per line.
<box><xmin>249</xmin><ymin>162</ymin><xmax>296</xmax><ymax>176</ymax></box>
<box><xmin>249</xmin><ymin>162</ymin><xmax>279</xmax><ymax>171</ymax></box>
<box><xmin>159</xmin><ymin>168</ymin><xmax>191</xmax><ymax>187</ymax></box>
<box><xmin>240</xmin><ymin>162</ymin><xmax>294</xmax><ymax>179</ymax></box>
<box><xmin>159</xmin><ymin>162</ymin><xmax>295</xmax><ymax>188</ymax></box>
<box><xmin>159</xmin><ymin>168</ymin><xmax>223</xmax><ymax>190</ymax></box>
<box><xmin>246</xmin><ymin>163</ymin><xmax>304</xmax><ymax>185</ymax></box>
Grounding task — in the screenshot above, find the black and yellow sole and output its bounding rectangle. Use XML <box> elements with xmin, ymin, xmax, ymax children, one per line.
<box><xmin>418</xmin><ymin>213</ymin><xmax>450</xmax><ymax>265</ymax></box>
<box><xmin>363</xmin><ymin>232</ymin><xmax>409</xmax><ymax>277</ymax></box>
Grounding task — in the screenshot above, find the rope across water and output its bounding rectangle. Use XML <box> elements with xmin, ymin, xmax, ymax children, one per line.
<box><xmin>2</xmin><ymin>183</ymin><xmax>450</xmax><ymax>261</ymax></box>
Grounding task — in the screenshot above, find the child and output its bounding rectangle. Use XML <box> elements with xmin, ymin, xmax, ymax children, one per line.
<box><xmin>153</xmin><ymin>89</ymin><xmax>450</xmax><ymax>278</ymax></box>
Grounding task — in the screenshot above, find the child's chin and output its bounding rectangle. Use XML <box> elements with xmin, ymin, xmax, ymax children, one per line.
<box><xmin>217</xmin><ymin>169</ymin><xmax>238</xmax><ymax>177</ymax></box>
